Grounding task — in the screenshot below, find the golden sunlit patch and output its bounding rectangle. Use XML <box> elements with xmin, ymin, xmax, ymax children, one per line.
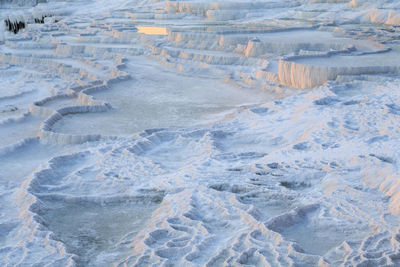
<box><xmin>136</xmin><ymin>26</ymin><xmax>167</xmax><ymax>35</ymax></box>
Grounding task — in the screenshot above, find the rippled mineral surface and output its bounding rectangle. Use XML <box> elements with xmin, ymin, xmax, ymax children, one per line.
<box><xmin>1</xmin><ymin>0</ymin><xmax>400</xmax><ymax>266</ymax></box>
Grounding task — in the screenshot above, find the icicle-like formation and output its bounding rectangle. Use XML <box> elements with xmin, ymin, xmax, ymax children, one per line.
<box><xmin>4</xmin><ymin>18</ymin><xmax>26</xmax><ymax>34</ymax></box>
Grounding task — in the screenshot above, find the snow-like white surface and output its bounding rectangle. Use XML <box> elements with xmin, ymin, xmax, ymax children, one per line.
<box><xmin>1</xmin><ymin>0</ymin><xmax>400</xmax><ymax>266</ymax></box>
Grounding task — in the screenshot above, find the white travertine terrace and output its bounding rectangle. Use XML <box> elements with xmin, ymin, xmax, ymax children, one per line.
<box><xmin>278</xmin><ymin>51</ymin><xmax>400</xmax><ymax>88</ymax></box>
<box><xmin>1</xmin><ymin>0</ymin><xmax>400</xmax><ymax>266</ymax></box>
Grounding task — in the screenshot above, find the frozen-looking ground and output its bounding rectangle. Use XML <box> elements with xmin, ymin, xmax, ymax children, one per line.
<box><xmin>1</xmin><ymin>0</ymin><xmax>400</xmax><ymax>266</ymax></box>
